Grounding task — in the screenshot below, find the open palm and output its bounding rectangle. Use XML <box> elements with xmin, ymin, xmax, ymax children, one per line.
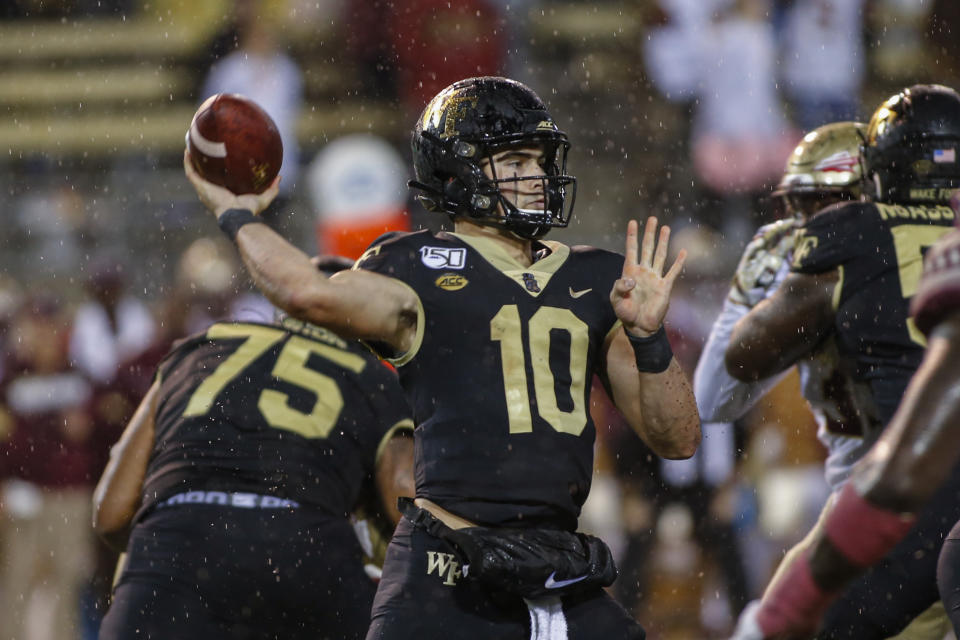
<box><xmin>610</xmin><ymin>217</ymin><xmax>686</xmax><ymax>336</ymax></box>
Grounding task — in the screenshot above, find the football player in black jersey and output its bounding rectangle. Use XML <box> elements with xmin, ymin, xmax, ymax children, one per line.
<box><xmin>184</xmin><ymin>76</ymin><xmax>700</xmax><ymax>639</ymax></box>
<box><xmin>725</xmin><ymin>85</ymin><xmax>960</xmax><ymax>639</ymax></box>
<box><xmin>92</xmin><ymin>257</ymin><xmax>415</xmax><ymax>640</ymax></box>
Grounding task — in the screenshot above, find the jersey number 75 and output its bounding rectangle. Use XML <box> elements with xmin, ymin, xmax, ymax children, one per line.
<box><xmin>181</xmin><ymin>324</ymin><xmax>366</xmax><ymax>439</ymax></box>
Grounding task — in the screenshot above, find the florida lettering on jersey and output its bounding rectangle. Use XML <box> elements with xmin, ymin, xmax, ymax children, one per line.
<box><xmin>912</xmin><ymin>228</ymin><xmax>960</xmax><ymax>335</ymax></box>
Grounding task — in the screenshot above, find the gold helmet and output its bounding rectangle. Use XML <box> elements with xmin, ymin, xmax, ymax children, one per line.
<box><xmin>773</xmin><ymin>121</ymin><xmax>866</xmax><ymax>198</ymax></box>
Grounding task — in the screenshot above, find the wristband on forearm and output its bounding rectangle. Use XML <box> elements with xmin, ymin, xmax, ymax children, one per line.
<box><xmin>754</xmin><ymin>484</ymin><xmax>918</xmax><ymax>637</ymax></box>
<box><xmin>218</xmin><ymin>208</ymin><xmax>265</xmax><ymax>241</ymax></box>
<box><xmin>755</xmin><ymin>549</ymin><xmax>834</xmax><ymax>636</ymax></box>
<box><xmin>824</xmin><ymin>482</ymin><xmax>916</xmax><ymax>567</ymax></box>
<box><xmin>626</xmin><ymin>325</ymin><xmax>673</xmax><ymax>373</ymax></box>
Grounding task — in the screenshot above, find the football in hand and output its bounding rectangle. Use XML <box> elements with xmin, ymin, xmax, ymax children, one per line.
<box><xmin>187</xmin><ymin>94</ymin><xmax>283</xmax><ymax>195</ymax></box>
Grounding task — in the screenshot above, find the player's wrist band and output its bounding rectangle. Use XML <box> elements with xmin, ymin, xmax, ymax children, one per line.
<box><xmin>755</xmin><ymin>549</ymin><xmax>833</xmax><ymax>636</ymax></box>
<box><xmin>824</xmin><ymin>482</ymin><xmax>916</xmax><ymax>567</ymax></box>
<box><xmin>626</xmin><ymin>325</ymin><xmax>673</xmax><ymax>373</ymax></box>
<box><xmin>218</xmin><ymin>208</ymin><xmax>265</xmax><ymax>241</ymax></box>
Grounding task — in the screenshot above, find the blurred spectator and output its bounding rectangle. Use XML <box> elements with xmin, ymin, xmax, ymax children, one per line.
<box><xmin>688</xmin><ymin>0</ymin><xmax>799</xmax><ymax>241</ymax></box>
<box><xmin>0</xmin><ymin>296</ymin><xmax>98</xmax><ymax>640</ymax></box>
<box><xmin>643</xmin><ymin>0</ymin><xmax>730</xmax><ymax>105</ymax></box>
<box><xmin>201</xmin><ymin>0</ymin><xmax>304</xmax><ymax>225</ymax></box>
<box><xmin>173</xmin><ymin>236</ymin><xmax>274</xmax><ymax>336</ymax></box>
<box><xmin>867</xmin><ymin>0</ymin><xmax>934</xmax><ymax>84</ymax></box>
<box><xmin>69</xmin><ymin>254</ymin><xmax>156</xmax><ymax>386</ymax></box>
<box><xmin>927</xmin><ymin>0</ymin><xmax>960</xmax><ymax>86</ymax></box>
<box><xmin>388</xmin><ymin>0</ymin><xmax>506</xmax><ymax>115</ymax></box>
<box><xmin>0</xmin><ymin>0</ymin><xmax>135</xmax><ymax>19</ymax></box>
<box><xmin>15</xmin><ymin>185</ymin><xmax>88</xmax><ymax>276</ymax></box>
<box><xmin>0</xmin><ymin>277</ymin><xmax>25</xmax><ymax>384</ymax></box>
<box><xmin>483</xmin><ymin>0</ymin><xmax>538</xmax><ymax>84</ymax></box>
<box><xmin>307</xmin><ymin>134</ymin><xmax>411</xmax><ymax>260</ymax></box>
<box><xmin>778</xmin><ymin>0</ymin><xmax>866</xmax><ymax>131</ymax></box>
<box><xmin>340</xmin><ymin>0</ymin><xmax>398</xmax><ymax>101</ymax></box>
<box><xmin>67</xmin><ymin>255</ymin><xmax>160</xmax><ymax>638</ymax></box>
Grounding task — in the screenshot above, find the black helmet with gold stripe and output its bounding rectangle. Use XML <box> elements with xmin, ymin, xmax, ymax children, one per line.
<box><xmin>409</xmin><ymin>76</ymin><xmax>576</xmax><ymax>239</ymax></box>
<box><xmin>864</xmin><ymin>84</ymin><xmax>960</xmax><ymax>204</ymax></box>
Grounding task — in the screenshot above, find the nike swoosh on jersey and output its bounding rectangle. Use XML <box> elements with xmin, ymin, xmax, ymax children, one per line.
<box><xmin>544</xmin><ymin>571</ymin><xmax>589</xmax><ymax>589</ymax></box>
<box><xmin>568</xmin><ymin>287</ymin><xmax>592</xmax><ymax>299</ymax></box>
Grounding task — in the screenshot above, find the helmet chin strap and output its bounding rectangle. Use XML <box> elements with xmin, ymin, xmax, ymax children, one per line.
<box><xmin>463</xmin><ymin>211</ymin><xmax>547</xmax><ymax>241</ymax></box>
<box><xmin>495</xmin><ymin>191</ymin><xmax>550</xmax><ymax>239</ymax></box>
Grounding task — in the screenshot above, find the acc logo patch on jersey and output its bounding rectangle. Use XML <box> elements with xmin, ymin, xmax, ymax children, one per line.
<box><xmin>420</xmin><ymin>246</ymin><xmax>467</xmax><ymax>270</ymax></box>
<box><xmin>435</xmin><ymin>273</ymin><xmax>468</xmax><ymax>291</ymax></box>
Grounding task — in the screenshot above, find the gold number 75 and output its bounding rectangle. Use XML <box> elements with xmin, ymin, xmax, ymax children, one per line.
<box><xmin>182</xmin><ymin>324</ymin><xmax>366</xmax><ymax>439</ymax></box>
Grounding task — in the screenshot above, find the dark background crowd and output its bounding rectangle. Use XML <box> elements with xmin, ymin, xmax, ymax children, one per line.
<box><xmin>0</xmin><ymin>0</ymin><xmax>959</xmax><ymax>638</ymax></box>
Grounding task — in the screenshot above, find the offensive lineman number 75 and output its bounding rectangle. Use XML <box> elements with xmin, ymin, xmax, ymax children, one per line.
<box><xmin>180</xmin><ymin>324</ymin><xmax>366</xmax><ymax>439</ymax></box>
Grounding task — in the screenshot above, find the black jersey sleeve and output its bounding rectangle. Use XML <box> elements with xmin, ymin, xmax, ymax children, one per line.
<box><xmin>568</xmin><ymin>243</ymin><xmax>624</xmax><ymax>344</ymax></box>
<box><xmin>911</xmin><ymin>229</ymin><xmax>960</xmax><ymax>336</ymax></box>
<box><xmin>791</xmin><ymin>202</ymin><xmax>868</xmax><ymax>275</ymax></box>
<box><xmin>354</xmin><ymin>231</ymin><xmax>428</xmax><ymax>362</ymax></box>
<box><xmin>355</xmin><ymin>231</ymin><xmax>420</xmax><ymax>281</ymax></box>
<box><xmin>360</xmin><ymin>361</ymin><xmax>415</xmax><ymax>468</ymax></box>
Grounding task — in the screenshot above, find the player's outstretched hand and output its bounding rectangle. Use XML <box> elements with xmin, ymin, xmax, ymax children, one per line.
<box><xmin>183</xmin><ymin>149</ymin><xmax>280</xmax><ymax>219</ymax></box>
<box><xmin>611</xmin><ymin>217</ymin><xmax>686</xmax><ymax>337</ymax></box>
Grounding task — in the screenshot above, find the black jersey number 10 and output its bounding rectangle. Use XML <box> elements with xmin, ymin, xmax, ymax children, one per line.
<box><xmin>181</xmin><ymin>324</ymin><xmax>366</xmax><ymax>439</ymax></box>
<box><xmin>491</xmin><ymin>304</ymin><xmax>589</xmax><ymax>436</ymax></box>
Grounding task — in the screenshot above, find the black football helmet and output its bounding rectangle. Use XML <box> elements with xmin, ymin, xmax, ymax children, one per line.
<box><xmin>863</xmin><ymin>84</ymin><xmax>960</xmax><ymax>203</ymax></box>
<box><xmin>409</xmin><ymin>76</ymin><xmax>576</xmax><ymax>239</ymax></box>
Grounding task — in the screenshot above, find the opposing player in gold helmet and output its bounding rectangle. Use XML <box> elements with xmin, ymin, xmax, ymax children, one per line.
<box><xmin>696</xmin><ymin>119</ymin><xmax>949</xmax><ymax>639</ymax></box>
<box><xmin>722</xmin><ymin>87</ymin><xmax>960</xmax><ymax>639</ymax></box>
<box><xmin>772</xmin><ymin>120</ymin><xmax>865</xmax><ymax>220</ymax></box>
<box><xmin>727</xmin><ymin>121</ymin><xmax>865</xmax><ymax>308</ymax></box>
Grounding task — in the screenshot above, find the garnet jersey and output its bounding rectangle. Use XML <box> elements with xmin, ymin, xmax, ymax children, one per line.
<box><xmin>912</xmin><ymin>227</ymin><xmax>960</xmax><ymax>335</ymax></box>
<box><xmin>138</xmin><ymin>318</ymin><xmax>412</xmax><ymax>521</ymax></box>
<box><xmin>791</xmin><ymin>201</ymin><xmax>956</xmax><ymax>424</ymax></box>
<box><xmin>356</xmin><ymin>230</ymin><xmax>624</xmax><ymax>530</ymax></box>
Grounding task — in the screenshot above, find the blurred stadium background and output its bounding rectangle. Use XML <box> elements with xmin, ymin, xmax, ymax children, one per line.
<box><xmin>0</xmin><ymin>0</ymin><xmax>958</xmax><ymax>639</ymax></box>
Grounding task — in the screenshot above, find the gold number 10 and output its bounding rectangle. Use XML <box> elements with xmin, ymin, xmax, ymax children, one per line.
<box><xmin>490</xmin><ymin>305</ymin><xmax>589</xmax><ymax>436</ymax></box>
